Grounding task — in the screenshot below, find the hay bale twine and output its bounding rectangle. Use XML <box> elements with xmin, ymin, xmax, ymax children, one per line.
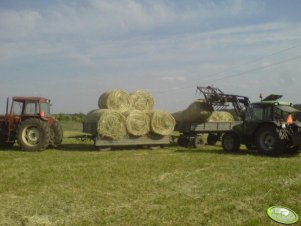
<box><xmin>207</xmin><ymin>111</ymin><xmax>234</xmax><ymax>122</ymax></box>
<box><xmin>98</xmin><ymin>90</ymin><xmax>130</xmax><ymax>111</ymax></box>
<box><xmin>97</xmin><ymin>109</ymin><xmax>127</xmax><ymax>140</ymax></box>
<box><xmin>130</xmin><ymin>90</ymin><xmax>154</xmax><ymax>111</ymax></box>
<box><xmin>125</xmin><ymin>110</ymin><xmax>150</xmax><ymax>136</ymax></box>
<box><xmin>151</xmin><ymin>110</ymin><xmax>175</xmax><ymax>136</ymax></box>
<box><xmin>172</xmin><ymin>99</ymin><xmax>213</xmax><ymax>123</ymax></box>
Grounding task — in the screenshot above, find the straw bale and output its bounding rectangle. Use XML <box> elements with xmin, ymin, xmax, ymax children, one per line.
<box><xmin>150</xmin><ymin>110</ymin><xmax>175</xmax><ymax>136</ymax></box>
<box><xmin>207</xmin><ymin>111</ymin><xmax>234</xmax><ymax>122</ymax></box>
<box><xmin>98</xmin><ymin>90</ymin><xmax>130</xmax><ymax>111</ymax></box>
<box><xmin>130</xmin><ymin>90</ymin><xmax>154</xmax><ymax>111</ymax></box>
<box><xmin>97</xmin><ymin>109</ymin><xmax>127</xmax><ymax>139</ymax></box>
<box><xmin>172</xmin><ymin>99</ymin><xmax>213</xmax><ymax>123</ymax></box>
<box><xmin>125</xmin><ymin>110</ymin><xmax>150</xmax><ymax>136</ymax></box>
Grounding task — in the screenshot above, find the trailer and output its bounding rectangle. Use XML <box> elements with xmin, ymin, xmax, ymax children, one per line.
<box><xmin>175</xmin><ymin>86</ymin><xmax>251</xmax><ymax>147</ymax></box>
<box><xmin>83</xmin><ymin>122</ymin><xmax>170</xmax><ymax>150</ymax></box>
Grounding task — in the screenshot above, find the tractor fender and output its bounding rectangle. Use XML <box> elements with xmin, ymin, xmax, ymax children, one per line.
<box><xmin>253</xmin><ymin>122</ymin><xmax>280</xmax><ymax>138</ymax></box>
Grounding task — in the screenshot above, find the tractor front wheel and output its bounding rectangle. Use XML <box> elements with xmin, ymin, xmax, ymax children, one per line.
<box><xmin>17</xmin><ymin>118</ymin><xmax>50</xmax><ymax>151</ymax></box>
<box><xmin>255</xmin><ymin>125</ymin><xmax>283</xmax><ymax>156</ymax></box>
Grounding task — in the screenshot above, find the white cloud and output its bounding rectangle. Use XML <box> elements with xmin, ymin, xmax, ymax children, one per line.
<box><xmin>1</xmin><ymin>0</ymin><xmax>301</xmax><ymax>112</ymax></box>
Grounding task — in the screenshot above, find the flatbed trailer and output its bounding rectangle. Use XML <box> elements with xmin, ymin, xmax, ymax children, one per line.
<box><xmin>94</xmin><ymin>134</ymin><xmax>170</xmax><ymax>150</ymax></box>
<box><xmin>174</xmin><ymin>86</ymin><xmax>251</xmax><ymax>148</ymax></box>
<box><xmin>175</xmin><ymin>121</ymin><xmax>243</xmax><ymax>147</ymax></box>
<box><xmin>82</xmin><ymin>122</ymin><xmax>170</xmax><ymax>150</ymax></box>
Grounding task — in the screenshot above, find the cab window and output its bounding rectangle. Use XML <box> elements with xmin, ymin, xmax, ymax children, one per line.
<box><xmin>12</xmin><ymin>101</ymin><xmax>24</xmax><ymax>115</ymax></box>
<box><xmin>40</xmin><ymin>103</ymin><xmax>50</xmax><ymax>115</ymax></box>
<box><xmin>252</xmin><ymin>106</ymin><xmax>263</xmax><ymax>120</ymax></box>
<box><xmin>25</xmin><ymin>102</ymin><xmax>39</xmax><ymax>115</ymax></box>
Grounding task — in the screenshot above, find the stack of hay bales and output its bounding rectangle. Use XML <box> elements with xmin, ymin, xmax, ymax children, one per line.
<box><xmin>84</xmin><ymin>90</ymin><xmax>175</xmax><ymax>140</ymax></box>
<box><xmin>172</xmin><ymin>99</ymin><xmax>234</xmax><ymax>124</ymax></box>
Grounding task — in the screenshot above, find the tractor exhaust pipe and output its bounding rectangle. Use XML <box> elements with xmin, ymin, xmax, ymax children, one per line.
<box><xmin>6</xmin><ymin>97</ymin><xmax>9</xmax><ymax>115</ymax></box>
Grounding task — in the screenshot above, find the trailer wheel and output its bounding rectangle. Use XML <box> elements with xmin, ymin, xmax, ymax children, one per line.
<box><xmin>255</xmin><ymin>125</ymin><xmax>283</xmax><ymax>155</ymax></box>
<box><xmin>222</xmin><ymin>131</ymin><xmax>240</xmax><ymax>152</ymax></box>
<box><xmin>178</xmin><ymin>135</ymin><xmax>189</xmax><ymax>147</ymax></box>
<box><xmin>49</xmin><ymin>121</ymin><xmax>63</xmax><ymax>148</ymax></box>
<box><xmin>17</xmin><ymin>118</ymin><xmax>50</xmax><ymax>151</ymax></box>
<box><xmin>194</xmin><ymin>136</ymin><xmax>204</xmax><ymax>148</ymax></box>
<box><xmin>207</xmin><ymin>133</ymin><xmax>219</xmax><ymax>145</ymax></box>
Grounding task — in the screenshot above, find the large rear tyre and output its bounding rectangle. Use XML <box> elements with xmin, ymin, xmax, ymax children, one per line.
<box><xmin>255</xmin><ymin>125</ymin><xmax>283</xmax><ymax>156</ymax></box>
<box><xmin>49</xmin><ymin>121</ymin><xmax>63</xmax><ymax>148</ymax></box>
<box><xmin>17</xmin><ymin>118</ymin><xmax>50</xmax><ymax>151</ymax></box>
<box><xmin>222</xmin><ymin>131</ymin><xmax>240</xmax><ymax>152</ymax></box>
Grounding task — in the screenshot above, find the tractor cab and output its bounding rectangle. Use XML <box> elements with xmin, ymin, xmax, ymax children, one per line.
<box><xmin>9</xmin><ymin>97</ymin><xmax>51</xmax><ymax>118</ymax></box>
<box><xmin>249</xmin><ymin>94</ymin><xmax>300</xmax><ymax>124</ymax></box>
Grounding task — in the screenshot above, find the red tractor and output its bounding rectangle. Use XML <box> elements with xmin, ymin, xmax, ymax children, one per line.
<box><xmin>0</xmin><ymin>97</ymin><xmax>63</xmax><ymax>151</ymax></box>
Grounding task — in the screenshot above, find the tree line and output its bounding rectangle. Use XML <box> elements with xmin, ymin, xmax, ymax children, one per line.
<box><xmin>53</xmin><ymin>113</ymin><xmax>85</xmax><ymax>122</ymax></box>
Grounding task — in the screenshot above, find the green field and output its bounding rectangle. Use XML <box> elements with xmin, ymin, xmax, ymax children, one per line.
<box><xmin>0</xmin><ymin>122</ymin><xmax>300</xmax><ymax>225</ymax></box>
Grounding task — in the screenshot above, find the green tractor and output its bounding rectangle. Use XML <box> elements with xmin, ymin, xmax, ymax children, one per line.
<box><xmin>222</xmin><ymin>94</ymin><xmax>301</xmax><ymax>155</ymax></box>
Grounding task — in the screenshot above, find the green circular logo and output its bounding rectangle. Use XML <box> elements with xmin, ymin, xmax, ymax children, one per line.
<box><xmin>267</xmin><ymin>206</ymin><xmax>299</xmax><ymax>225</ymax></box>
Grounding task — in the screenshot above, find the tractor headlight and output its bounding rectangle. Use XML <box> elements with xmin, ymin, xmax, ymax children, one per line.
<box><xmin>281</xmin><ymin>123</ymin><xmax>286</xmax><ymax>129</ymax></box>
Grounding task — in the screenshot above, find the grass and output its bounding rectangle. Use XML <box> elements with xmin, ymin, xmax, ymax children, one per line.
<box><xmin>0</xmin><ymin>122</ymin><xmax>300</xmax><ymax>225</ymax></box>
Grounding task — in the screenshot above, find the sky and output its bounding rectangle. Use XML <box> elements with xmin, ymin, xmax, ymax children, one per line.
<box><xmin>1</xmin><ymin>0</ymin><xmax>301</xmax><ymax>114</ymax></box>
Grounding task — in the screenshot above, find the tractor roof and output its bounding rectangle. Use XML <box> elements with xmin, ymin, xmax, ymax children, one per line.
<box><xmin>253</xmin><ymin>93</ymin><xmax>293</xmax><ymax>107</ymax></box>
<box><xmin>12</xmin><ymin>96</ymin><xmax>50</xmax><ymax>102</ymax></box>
<box><xmin>252</xmin><ymin>93</ymin><xmax>300</xmax><ymax>112</ymax></box>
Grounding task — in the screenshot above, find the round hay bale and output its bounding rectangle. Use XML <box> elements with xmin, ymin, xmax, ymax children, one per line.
<box><xmin>150</xmin><ymin>110</ymin><xmax>175</xmax><ymax>136</ymax></box>
<box><xmin>97</xmin><ymin>109</ymin><xmax>127</xmax><ymax>140</ymax></box>
<box><xmin>172</xmin><ymin>99</ymin><xmax>213</xmax><ymax>123</ymax></box>
<box><xmin>125</xmin><ymin>110</ymin><xmax>150</xmax><ymax>136</ymax></box>
<box><xmin>98</xmin><ymin>90</ymin><xmax>130</xmax><ymax>111</ymax></box>
<box><xmin>84</xmin><ymin>109</ymin><xmax>103</xmax><ymax>123</ymax></box>
<box><xmin>207</xmin><ymin>111</ymin><xmax>234</xmax><ymax>122</ymax></box>
<box><xmin>130</xmin><ymin>90</ymin><xmax>154</xmax><ymax>111</ymax></box>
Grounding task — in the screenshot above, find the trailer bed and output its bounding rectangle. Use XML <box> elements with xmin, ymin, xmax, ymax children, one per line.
<box><xmin>95</xmin><ymin>134</ymin><xmax>170</xmax><ymax>147</ymax></box>
<box><xmin>176</xmin><ymin>121</ymin><xmax>243</xmax><ymax>133</ymax></box>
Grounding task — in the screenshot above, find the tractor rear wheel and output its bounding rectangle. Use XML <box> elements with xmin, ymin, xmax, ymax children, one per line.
<box><xmin>17</xmin><ymin>118</ymin><xmax>50</xmax><ymax>151</ymax></box>
<box><xmin>49</xmin><ymin>121</ymin><xmax>63</xmax><ymax>148</ymax></box>
<box><xmin>255</xmin><ymin>125</ymin><xmax>283</xmax><ymax>156</ymax></box>
<box><xmin>222</xmin><ymin>131</ymin><xmax>240</xmax><ymax>152</ymax></box>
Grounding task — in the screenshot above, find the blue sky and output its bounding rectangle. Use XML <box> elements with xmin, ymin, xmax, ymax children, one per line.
<box><xmin>1</xmin><ymin>0</ymin><xmax>301</xmax><ymax>113</ymax></box>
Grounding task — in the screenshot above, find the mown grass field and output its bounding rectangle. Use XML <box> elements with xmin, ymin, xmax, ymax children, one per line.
<box><xmin>0</xmin><ymin>121</ymin><xmax>300</xmax><ymax>225</ymax></box>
